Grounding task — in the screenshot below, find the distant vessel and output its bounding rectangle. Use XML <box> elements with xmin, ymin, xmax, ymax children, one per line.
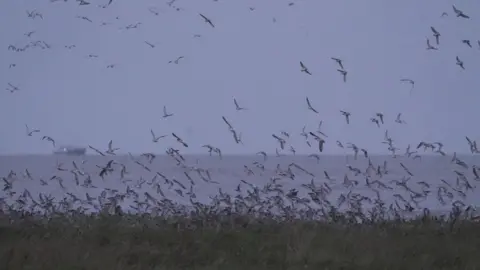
<box><xmin>53</xmin><ymin>145</ymin><xmax>87</xmax><ymax>155</ymax></box>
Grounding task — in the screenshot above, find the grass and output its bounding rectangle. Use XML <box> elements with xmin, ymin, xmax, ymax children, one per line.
<box><xmin>1</xmin><ymin>209</ymin><xmax>480</xmax><ymax>270</ymax></box>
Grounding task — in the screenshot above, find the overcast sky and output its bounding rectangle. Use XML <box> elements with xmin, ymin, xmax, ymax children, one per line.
<box><xmin>0</xmin><ymin>0</ymin><xmax>479</xmax><ymax>155</ymax></box>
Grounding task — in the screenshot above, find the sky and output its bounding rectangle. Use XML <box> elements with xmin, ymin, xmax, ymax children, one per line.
<box><xmin>0</xmin><ymin>0</ymin><xmax>479</xmax><ymax>155</ymax></box>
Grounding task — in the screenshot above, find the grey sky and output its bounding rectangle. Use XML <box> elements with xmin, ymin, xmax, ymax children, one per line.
<box><xmin>0</xmin><ymin>0</ymin><xmax>479</xmax><ymax>155</ymax></box>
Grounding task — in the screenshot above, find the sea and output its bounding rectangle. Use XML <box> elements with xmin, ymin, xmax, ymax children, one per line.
<box><xmin>1</xmin><ymin>154</ymin><xmax>479</xmax><ymax>217</ymax></box>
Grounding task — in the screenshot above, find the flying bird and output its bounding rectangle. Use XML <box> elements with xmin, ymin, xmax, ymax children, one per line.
<box><xmin>426</xmin><ymin>38</ymin><xmax>438</xmax><ymax>50</ymax></box>
<box><xmin>300</xmin><ymin>61</ymin><xmax>311</xmax><ymax>75</ymax></box>
<box><xmin>144</xmin><ymin>41</ymin><xmax>155</xmax><ymax>48</ymax></box>
<box><xmin>150</xmin><ymin>129</ymin><xmax>167</xmax><ymax>142</ymax></box>
<box><xmin>234</xmin><ymin>98</ymin><xmax>247</xmax><ymax>111</ymax></box>
<box><xmin>78</xmin><ymin>0</ymin><xmax>90</xmax><ymax>5</ymax></box>
<box><xmin>306</xmin><ymin>97</ymin><xmax>318</xmax><ymax>114</ymax></box>
<box><xmin>272</xmin><ymin>134</ymin><xmax>286</xmax><ymax>150</ymax></box>
<box><xmin>42</xmin><ymin>136</ymin><xmax>56</xmax><ymax>147</ymax></box>
<box><xmin>168</xmin><ymin>56</ymin><xmax>184</xmax><ymax>64</ymax></box>
<box><xmin>430</xmin><ymin>27</ymin><xmax>440</xmax><ymax>45</ymax></box>
<box><xmin>309</xmin><ymin>132</ymin><xmax>325</xmax><ymax>152</ymax></box>
<box><xmin>88</xmin><ymin>145</ymin><xmax>105</xmax><ymax>156</ymax></box>
<box><xmin>375</xmin><ymin>113</ymin><xmax>384</xmax><ymax>124</ymax></box>
<box><xmin>395</xmin><ymin>113</ymin><xmax>406</xmax><ymax>124</ymax></box>
<box><xmin>340</xmin><ymin>110</ymin><xmax>351</xmax><ymax>124</ymax></box>
<box><xmin>452</xmin><ymin>5</ymin><xmax>469</xmax><ymax>19</ymax></box>
<box><xmin>76</xmin><ymin>16</ymin><xmax>92</xmax><ymax>23</ymax></box>
<box><xmin>462</xmin><ymin>39</ymin><xmax>472</xmax><ymax>48</ymax></box>
<box><xmin>400</xmin><ymin>78</ymin><xmax>414</xmax><ymax>88</ymax></box>
<box><xmin>371</xmin><ymin>117</ymin><xmax>380</xmax><ymax>128</ymax></box>
<box><xmin>222</xmin><ymin>116</ymin><xmax>234</xmax><ymax>131</ymax></box>
<box><xmin>6</xmin><ymin>83</ymin><xmax>19</xmax><ymax>93</ymax></box>
<box><xmin>25</xmin><ymin>124</ymin><xmax>40</xmax><ymax>136</ymax></box>
<box><xmin>400</xmin><ymin>78</ymin><xmax>415</xmax><ymax>95</ymax></box>
<box><xmin>256</xmin><ymin>151</ymin><xmax>267</xmax><ymax>161</ymax></box>
<box><xmin>199</xmin><ymin>13</ymin><xmax>215</xmax><ymax>28</ymax></box>
<box><xmin>24</xmin><ymin>31</ymin><xmax>35</xmax><ymax>37</ymax></box>
<box><xmin>456</xmin><ymin>56</ymin><xmax>465</xmax><ymax>70</ymax></box>
<box><xmin>106</xmin><ymin>140</ymin><xmax>120</xmax><ymax>155</ymax></box>
<box><xmin>331</xmin><ymin>57</ymin><xmax>344</xmax><ymax>69</ymax></box>
<box><xmin>163</xmin><ymin>106</ymin><xmax>174</xmax><ymax>118</ymax></box>
<box><xmin>337</xmin><ymin>69</ymin><xmax>347</xmax><ymax>82</ymax></box>
<box><xmin>172</xmin><ymin>133</ymin><xmax>188</xmax><ymax>147</ymax></box>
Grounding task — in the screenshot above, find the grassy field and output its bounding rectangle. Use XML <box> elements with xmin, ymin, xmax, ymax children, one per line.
<box><xmin>1</xmin><ymin>211</ymin><xmax>480</xmax><ymax>270</ymax></box>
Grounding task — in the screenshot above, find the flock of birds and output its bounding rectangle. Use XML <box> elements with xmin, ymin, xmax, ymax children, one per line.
<box><xmin>2</xmin><ymin>1</ymin><xmax>480</xmax><ymax>222</ymax></box>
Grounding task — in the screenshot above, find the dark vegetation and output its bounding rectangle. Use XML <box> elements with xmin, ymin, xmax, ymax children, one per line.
<box><xmin>1</xmin><ymin>207</ymin><xmax>480</xmax><ymax>270</ymax></box>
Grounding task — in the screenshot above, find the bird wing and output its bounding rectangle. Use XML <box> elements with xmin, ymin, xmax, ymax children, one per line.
<box><xmin>306</xmin><ymin>97</ymin><xmax>311</xmax><ymax>107</ymax></box>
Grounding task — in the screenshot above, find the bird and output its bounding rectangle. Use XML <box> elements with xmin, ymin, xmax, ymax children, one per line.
<box><xmin>256</xmin><ymin>151</ymin><xmax>267</xmax><ymax>161</ymax></box>
<box><xmin>163</xmin><ymin>106</ymin><xmax>174</xmax><ymax>118</ymax></box>
<box><xmin>340</xmin><ymin>110</ymin><xmax>351</xmax><ymax>124</ymax></box>
<box><xmin>106</xmin><ymin>140</ymin><xmax>120</xmax><ymax>155</ymax></box>
<box><xmin>306</xmin><ymin>97</ymin><xmax>318</xmax><ymax>113</ymax></box>
<box><xmin>337</xmin><ymin>69</ymin><xmax>347</xmax><ymax>82</ymax></box>
<box><xmin>199</xmin><ymin>13</ymin><xmax>215</xmax><ymax>28</ymax></box>
<box><xmin>452</xmin><ymin>5</ymin><xmax>469</xmax><ymax>19</ymax></box>
<box><xmin>42</xmin><ymin>136</ymin><xmax>55</xmax><ymax>147</ymax></box>
<box><xmin>426</xmin><ymin>38</ymin><xmax>438</xmax><ymax>50</ymax></box>
<box><xmin>25</xmin><ymin>124</ymin><xmax>40</xmax><ymax>136</ymax></box>
<box><xmin>316</xmin><ymin>121</ymin><xmax>328</xmax><ymax>138</ymax></box>
<box><xmin>222</xmin><ymin>116</ymin><xmax>234</xmax><ymax>131</ymax></box>
<box><xmin>168</xmin><ymin>56</ymin><xmax>184</xmax><ymax>64</ymax></box>
<box><xmin>331</xmin><ymin>57</ymin><xmax>344</xmax><ymax>69</ymax></box>
<box><xmin>309</xmin><ymin>132</ymin><xmax>325</xmax><ymax>152</ymax></box>
<box><xmin>172</xmin><ymin>133</ymin><xmax>188</xmax><ymax>147</ymax></box>
<box><xmin>89</xmin><ymin>145</ymin><xmax>105</xmax><ymax>156</ymax></box>
<box><xmin>430</xmin><ymin>27</ymin><xmax>440</xmax><ymax>45</ymax></box>
<box><xmin>148</xmin><ymin>7</ymin><xmax>159</xmax><ymax>15</ymax></box>
<box><xmin>24</xmin><ymin>31</ymin><xmax>35</xmax><ymax>37</ymax></box>
<box><xmin>76</xmin><ymin>16</ymin><xmax>92</xmax><ymax>23</ymax></box>
<box><xmin>78</xmin><ymin>0</ymin><xmax>90</xmax><ymax>5</ymax></box>
<box><xmin>400</xmin><ymin>79</ymin><xmax>415</xmax><ymax>93</ymax></box>
<box><xmin>6</xmin><ymin>83</ymin><xmax>19</xmax><ymax>93</ymax></box>
<box><xmin>375</xmin><ymin>113</ymin><xmax>384</xmax><ymax>124</ymax></box>
<box><xmin>456</xmin><ymin>56</ymin><xmax>465</xmax><ymax>70</ymax></box>
<box><xmin>462</xmin><ymin>39</ymin><xmax>472</xmax><ymax>48</ymax></box>
<box><xmin>308</xmin><ymin>154</ymin><xmax>321</xmax><ymax>163</ymax></box>
<box><xmin>234</xmin><ymin>98</ymin><xmax>247</xmax><ymax>111</ymax></box>
<box><xmin>202</xmin><ymin>144</ymin><xmax>215</xmax><ymax>155</ymax></box>
<box><xmin>144</xmin><ymin>41</ymin><xmax>155</xmax><ymax>48</ymax></box>
<box><xmin>395</xmin><ymin>113</ymin><xmax>406</xmax><ymax>124</ymax></box>
<box><xmin>300</xmin><ymin>61</ymin><xmax>311</xmax><ymax>75</ymax></box>
<box><xmin>150</xmin><ymin>129</ymin><xmax>167</xmax><ymax>142</ymax></box>
<box><xmin>272</xmin><ymin>134</ymin><xmax>286</xmax><ymax>150</ymax></box>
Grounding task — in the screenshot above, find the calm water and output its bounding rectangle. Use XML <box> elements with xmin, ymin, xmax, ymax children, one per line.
<box><xmin>1</xmin><ymin>154</ymin><xmax>479</xmax><ymax>216</ymax></box>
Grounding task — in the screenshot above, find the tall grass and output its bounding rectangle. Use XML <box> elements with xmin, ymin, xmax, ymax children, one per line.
<box><xmin>1</xmin><ymin>205</ymin><xmax>480</xmax><ymax>270</ymax></box>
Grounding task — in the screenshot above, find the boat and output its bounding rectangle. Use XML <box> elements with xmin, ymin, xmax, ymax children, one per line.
<box><xmin>53</xmin><ymin>145</ymin><xmax>87</xmax><ymax>155</ymax></box>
